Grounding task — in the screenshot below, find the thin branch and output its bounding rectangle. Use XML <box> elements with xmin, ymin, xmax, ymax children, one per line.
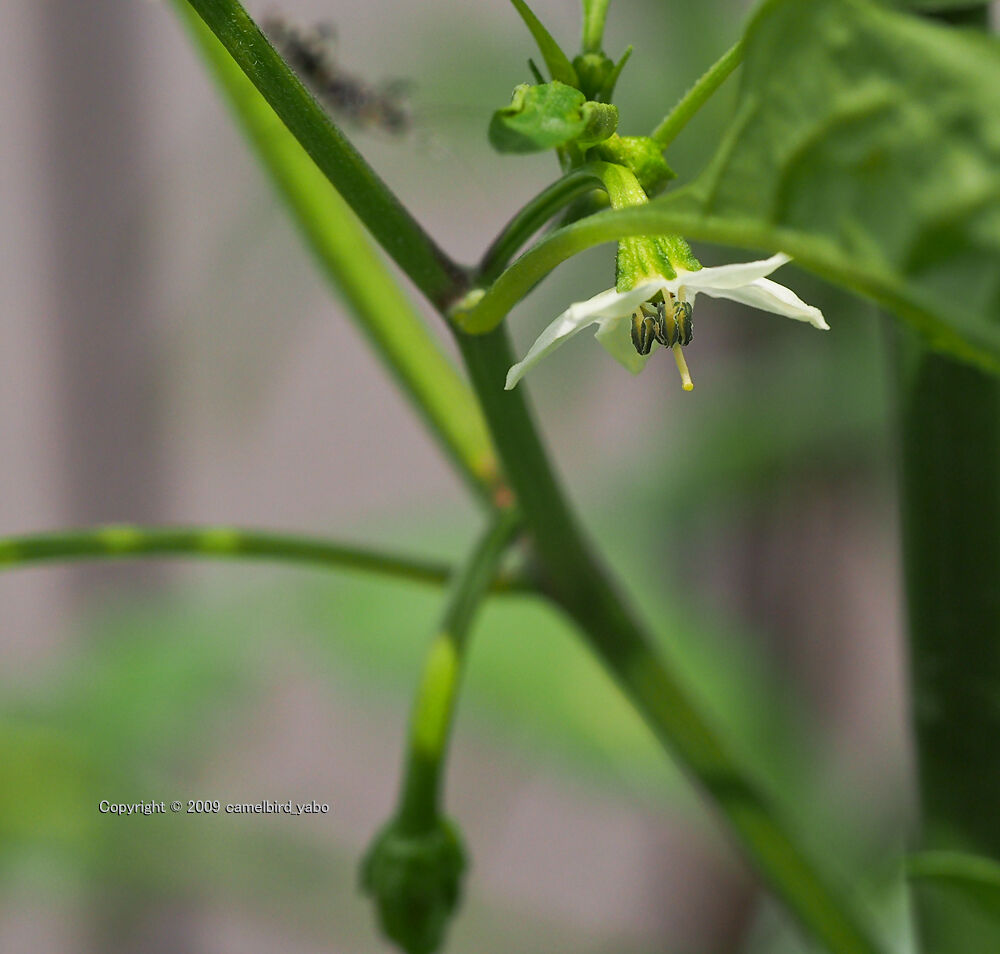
<box><xmin>475</xmin><ymin>168</ymin><xmax>607</xmax><ymax>285</ymax></box>
<box><xmin>0</xmin><ymin>525</ymin><xmax>531</xmax><ymax>593</ymax></box>
<box><xmin>582</xmin><ymin>0</ymin><xmax>612</xmax><ymax>54</ymax></box>
<box><xmin>396</xmin><ymin>509</ymin><xmax>522</xmax><ymax>832</ymax></box>
<box><xmin>650</xmin><ymin>39</ymin><xmax>744</xmax><ymax>150</ymax></box>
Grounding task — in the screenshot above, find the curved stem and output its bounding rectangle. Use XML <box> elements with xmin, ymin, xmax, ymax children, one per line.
<box><xmin>470</xmin><ymin>159</ymin><xmax>647</xmax><ymax>294</ymax></box>
<box><xmin>650</xmin><ymin>39</ymin><xmax>744</xmax><ymax>150</ymax></box>
<box><xmin>452</xmin><ymin>198</ymin><xmax>1000</xmax><ymax>373</ymax></box>
<box><xmin>454</xmin><ymin>324</ymin><xmax>887</xmax><ymax>954</ymax></box>
<box><xmin>0</xmin><ymin>525</ymin><xmax>530</xmax><ymax>592</ymax></box>
<box><xmin>454</xmin><ymin>198</ymin><xmax>754</xmax><ymax>333</ymax></box>
<box><xmin>475</xmin><ymin>169</ymin><xmax>606</xmax><ymax>285</ymax></box>
<box><xmin>180</xmin><ymin>0</ymin><xmax>466</xmax><ymax>309</ymax></box>
<box><xmin>395</xmin><ymin>509</ymin><xmax>522</xmax><ymax>833</ymax></box>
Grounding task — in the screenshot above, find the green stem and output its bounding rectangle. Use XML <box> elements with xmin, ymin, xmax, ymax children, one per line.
<box><xmin>650</xmin><ymin>39</ymin><xmax>744</xmax><ymax>150</ymax></box>
<box><xmin>896</xmin><ymin>12</ymin><xmax>1000</xmax><ymax>946</ymax></box>
<box><xmin>0</xmin><ymin>524</ymin><xmax>529</xmax><ymax>592</ymax></box>
<box><xmin>899</xmin><ymin>0</ymin><xmax>1000</xmax><ymax>857</ymax></box>
<box><xmin>455</xmin><ymin>324</ymin><xmax>887</xmax><ymax>954</ymax></box>
<box><xmin>897</xmin><ymin>343</ymin><xmax>1000</xmax><ymax>858</ymax></box>
<box><xmin>471</xmin><ymin>159</ymin><xmax>660</xmax><ymax>299</ymax></box>
<box><xmin>581</xmin><ymin>0</ymin><xmax>612</xmax><ymax>53</ymax></box>
<box><xmin>173</xmin><ymin>2</ymin><xmax>501</xmax><ymax>501</ymax></box>
<box><xmin>395</xmin><ymin>509</ymin><xmax>522</xmax><ymax>833</ymax></box>
<box><xmin>475</xmin><ymin>170</ymin><xmax>607</xmax><ymax>285</ymax></box>
<box><xmin>181</xmin><ymin>0</ymin><xmax>466</xmax><ymax>309</ymax></box>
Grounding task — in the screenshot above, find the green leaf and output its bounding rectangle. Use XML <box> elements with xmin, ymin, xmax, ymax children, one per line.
<box><xmin>908</xmin><ymin>851</ymin><xmax>1000</xmax><ymax>923</ymax></box>
<box><xmin>172</xmin><ymin>2</ymin><xmax>501</xmax><ymax>499</ymax></box>
<box><xmin>599</xmin><ymin>45</ymin><xmax>633</xmax><ymax>103</ymax></box>
<box><xmin>507</xmin><ymin>0</ymin><xmax>578</xmax><ymax>87</ymax></box>
<box><xmin>489</xmin><ymin>82</ymin><xmax>616</xmax><ymax>153</ymax></box>
<box><xmin>663</xmin><ymin>0</ymin><xmax>1000</xmax><ymax>371</ymax></box>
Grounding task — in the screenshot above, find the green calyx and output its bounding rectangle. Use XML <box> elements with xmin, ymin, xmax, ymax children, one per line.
<box><xmin>360</xmin><ymin>816</ymin><xmax>467</xmax><ymax>954</ymax></box>
<box><xmin>616</xmin><ymin>233</ymin><xmax>701</xmax><ymax>291</ymax></box>
<box><xmin>489</xmin><ymin>82</ymin><xmax>618</xmax><ymax>154</ymax></box>
<box><xmin>550</xmin><ymin>161</ymin><xmax>700</xmax><ymax>292</ymax></box>
<box><xmin>591</xmin><ymin>135</ymin><xmax>676</xmax><ymax>196</ymax></box>
<box><xmin>615</xmin><ymin>235</ymin><xmax>701</xmax><ymax>292</ymax></box>
<box><xmin>616</xmin><ymin>236</ymin><xmax>675</xmax><ymax>291</ymax></box>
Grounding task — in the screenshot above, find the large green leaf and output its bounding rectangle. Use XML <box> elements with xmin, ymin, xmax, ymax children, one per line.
<box><xmin>667</xmin><ymin>0</ymin><xmax>1000</xmax><ymax>370</ymax></box>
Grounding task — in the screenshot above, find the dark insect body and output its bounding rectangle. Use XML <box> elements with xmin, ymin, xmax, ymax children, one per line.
<box><xmin>262</xmin><ymin>17</ymin><xmax>412</xmax><ymax>134</ymax></box>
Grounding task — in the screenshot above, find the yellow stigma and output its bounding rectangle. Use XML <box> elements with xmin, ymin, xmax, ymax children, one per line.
<box><xmin>672</xmin><ymin>343</ymin><xmax>694</xmax><ymax>391</ymax></box>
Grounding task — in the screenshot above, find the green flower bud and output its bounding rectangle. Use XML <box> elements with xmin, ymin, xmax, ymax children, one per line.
<box><xmin>572</xmin><ymin>46</ymin><xmax>633</xmax><ymax>102</ymax></box>
<box><xmin>577</xmin><ymin>100</ymin><xmax>619</xmax><ymax>149</ymax></box>
<box><xmin>360</xmin><ymin>817</ymin><xmax>467</xmax><ymax>954</ymax></box>
<box><xmin>572</xmin><ymin>51</ymin><xmax>615</xmax><ymax>100</ymax></box>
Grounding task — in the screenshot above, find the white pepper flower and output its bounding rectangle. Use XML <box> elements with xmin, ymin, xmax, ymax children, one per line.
<box><xmin>505</xmin><ymin>253</ymin><xmax>828</xmax><ymax>391</ymax></box>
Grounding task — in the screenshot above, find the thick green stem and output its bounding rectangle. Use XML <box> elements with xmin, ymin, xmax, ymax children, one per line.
<box><xmin>173</xmin><ymin>2</ymin><xmax>501</xmax><ymax>500</ymax></box>
<box><xmin>898</xmin><ymin>342</ymin><xmax>1000</xmax><ymax>857</ymax></box>
<box><xmin>650</xmin><ymin>39</ymin><xmax>744</xmax><ymax>150</ymax></box>
<box><xmin>899</xmin><ymin>2</ymin><xmax>1000</xmax><ymax>857</ymax></box>
<box><xmin>395</xmin><ymin>510</ymin><xmax>521</xmax><ymax>833</ymax></box>
<box><xmin>0</xmin><ymin>524</ymin><xmax>529</xmax><ymax>592</ymax></box>
<box><xmin>455</xmin><ymin>324</ymin><xmax>887</xmax><ymax>954</ymax></box>
<box><xmin>896</xmin><ymin>17</ymin><xmax>1000</xmax><ymax>950</ymax></box>
<box><xmin>181</xmin><ymin>0</ymin><xmax>465</xmax><ymax>309</ymax></box>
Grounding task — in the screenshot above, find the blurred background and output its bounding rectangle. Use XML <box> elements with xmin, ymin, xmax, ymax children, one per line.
<box><xmin>1</xmin><ymin>0</ymin><xmax>914</xmax><ymax>951</ymax></box>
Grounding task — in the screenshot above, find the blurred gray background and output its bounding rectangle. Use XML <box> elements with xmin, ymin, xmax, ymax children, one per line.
<box><xmin>0</xmin><ymin>0</ymin><xmax>913</xmax><ymax>951</ymax></box>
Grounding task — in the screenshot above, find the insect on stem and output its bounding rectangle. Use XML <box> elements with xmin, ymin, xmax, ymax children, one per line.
<box><xmin>263</xmin><ymin>15</ymin><xmax>412</xmax><ymax>134</ymax></box>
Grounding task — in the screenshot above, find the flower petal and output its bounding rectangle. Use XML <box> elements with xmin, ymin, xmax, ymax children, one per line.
<box><xmin>594</xmin><ymin>315</ymin><xmax>655</xmax><ymax>374</ymax></box>
<box><xmin>695</xmin><ymin>277</ymin><xmax>829</xmax><ymax>329</ymax></box>
<box><xmin>504</xmin><ymin>283</ymin><xmax>656</xmax><ymax>389</ymax></box>
<box><xmin>677</xmin><ymin>253</ymin><xmax>792</xmax><ymax>292</ymax></box>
